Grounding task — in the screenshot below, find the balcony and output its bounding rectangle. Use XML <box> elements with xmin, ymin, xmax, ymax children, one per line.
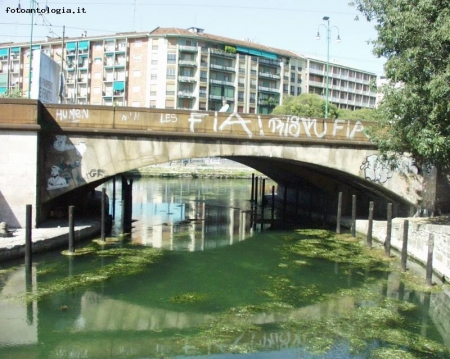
<box><xmin>209</xmin><ymin>95</ymin><xmax>234</xmax><ymax>102</ymax></box>
<box><xmin>210</xmin><ymin>48</ymin><xmax>236</xmax><ymax>58</ymax></box>
<box><xmin>258</xmin><ymin>86</ymin><xmax>279</xmax><ymax>94</ymax></box>
<box><xmin>178</xmin><ymin>76</ymin><xmax>196</xmax><ymax>83</ymax></box>
<box><xmin>309</xmin><ymin>67</ymin><xmax>325</xmax><ymax>75</ymax></box>
<box><xmin>178</xmin><ymin>91</ymin><xmax>196</xmax><ymax>98</ymax></box>
<box><xmin>179</xmin><ymin>45</ymin><xmax>198</xmax><ymax>53</ymax></box>
<box><xmin>210</xmin><ymin>64</ymin><xmax>235</xmax><ymax>72</ymax></box>
<box><xmin>258</xmin><ymin>72</ymin><xmax>280</xmax><ymax>80</ymax></box>
<box><xmin>210</xmin><ymin>79</ymin><xmax>234</xmax><ymax>87</ymax></box>
<box><xmin>179</xmin><ymin>60</ymin><xmax>197</xmax><ymax>67</ymax></box>
<box><xmin>259</xmin><ymin>58</ymin><xmax>280</xmax><ymax>67</ymax></box>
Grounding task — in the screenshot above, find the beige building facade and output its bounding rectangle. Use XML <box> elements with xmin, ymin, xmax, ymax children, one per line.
<box><xmin>0</xmin><ymin>27</ymin><xmax>377</xmax><ymax>113</ymax></box>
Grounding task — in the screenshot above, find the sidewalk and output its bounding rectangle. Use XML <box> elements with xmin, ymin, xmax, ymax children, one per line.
<box><xmin>0</xmin><ymin>218</ymin><xmax>101</xmax><ymax>262</ymax></box>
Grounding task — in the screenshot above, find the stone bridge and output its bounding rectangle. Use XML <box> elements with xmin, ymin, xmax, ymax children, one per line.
<box><xmin>0</xmin><ymin>99</ymin><xmax>446</xmax><ymax>228</ymax></box>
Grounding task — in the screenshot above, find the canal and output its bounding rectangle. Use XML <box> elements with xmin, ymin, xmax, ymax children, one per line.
<box><xmin>0</xmin><ymin>177</ymin><xmax>449</xmax><ymax>358</ymax></box>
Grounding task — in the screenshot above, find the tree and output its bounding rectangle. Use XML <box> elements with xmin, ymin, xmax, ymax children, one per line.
<box><xmin>338</xmin><ymin>108</ymin><xmax>380</xmax><ymax>121</ymax></box>
<box><xmin>272</xmin><ymin>93</ymin><xmax>339</xmax><ymax>119</ymax></box>
<box><xmin>351</xmin><ymin>0</ymin><xmax>450</xmax><ymax>166</ymax></box>
<box><xmin>0</xmin><ymin>89</ymin><xmax>23</xmax><ymax>98</ymax></box>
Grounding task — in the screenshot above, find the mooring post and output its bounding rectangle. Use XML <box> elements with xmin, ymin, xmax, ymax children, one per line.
<box><xmin>121</xmin><ymin>175</ymin><xmax>127</xmax><ymax>234</ymax></box>
<box><xmin>250</xmin><ymin>173</ymin><xmax>255</xmax><ymax>203</ymax></box>
<box><xmin>336</xmin><ymin>192</ymin><xmax>342</xmax><ymax>234</ymax></box>
<box><xmin>112</xmin><ymin>176</ymin><xmax>116</xmax><ymax>220</ymax></box>
<box><xmin>351</xmin><ymin>195</ymin><xmax>357</xmax><ymax>237</ymax></box>
<box><xmin>101</xmin><ymin>188</ymin><xmax>106</xmax><ymax>241</ymax></box>
<box><xmin>271</xmin><ymin>185</ymin><xmax>275</xmax><ymax>221</ymax></box>
<box><xmin>367</xmin><ymin>201</ymin><xmax>374</xmax><ymax>248</ymax></box>
<box><xmin>385</xmin><ymin>203</ymin><xmax>393</xmax><ymax>257</ymax></box>
<box><xmin>401</xmin><ymin>219</ymin><xmax>409</xmax><ymax>272</ymax></box>
<box><xmin>128</xmin><ymin>178</ymin><xmax>133</xmax><ymax>233</ymax></box>
<box><xmin>121</xmin><ymin>200</ymin><xmax>126</xmax><ymax>235</ymax></box>
<box><xmin>254</xmin><ymin>176</ymin><xmax>259</xmax><ymax>206</ymax></box>
<box><xmin>25</xmin><ymin>204</ymin><xmax>32</xmax><ymax>269</ymax></box>
<box><xmin>262</xmin><ymin>178</ymin><xmax>266</xmax><ymax>206</ymax></box>
<box><xmin>68</xmin><ymin>205</ymin><xmax>75</xmax><ymax>253</ymax></box>
<box><xmin>426</xmin><ymin>233</ymin><xmax>434</xmax><ymax>286</ymax></box>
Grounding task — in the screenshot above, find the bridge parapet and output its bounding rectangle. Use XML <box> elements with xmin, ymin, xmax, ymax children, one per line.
<box><xmin>41</xmin><ymin>103</ymin><xmax>375</xmax><ymax>146</ymax></box>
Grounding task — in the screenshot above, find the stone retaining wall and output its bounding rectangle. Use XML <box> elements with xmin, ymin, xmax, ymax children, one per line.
<box><xmin>353</xmin><ymin>218</ymin><xmax>450</xmax><ymax>282</ymax></box>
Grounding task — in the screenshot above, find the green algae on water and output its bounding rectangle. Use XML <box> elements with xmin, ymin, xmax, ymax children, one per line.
<box><xmin>24</xmin><ymin>246</ymin><xmax>164</xmax><ymax>303</ymax></box>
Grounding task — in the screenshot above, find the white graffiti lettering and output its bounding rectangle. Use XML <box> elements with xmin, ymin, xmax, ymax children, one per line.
<box><xmin>188</xmin><ymin>112</ymin><xmax>209</xmax><ymax>132</ymax></box>
<box><xmin>55</xmin><ymin>108</ymin><xmax>89</xmax><ymax>123</ymax></box>
<box><xmin>218</xmin><ymin>113</ymin><xmax>253</xmax><ymax>137</ymax></box>
<box><xmin>160</xmin><ymin>113</ymin><xmax>178</xmax><ymax>123</ymax></box>
<box><xmin>121</xmin><ymin>112</ymin><xmax>140</xmax><ymax>122</ymax></box>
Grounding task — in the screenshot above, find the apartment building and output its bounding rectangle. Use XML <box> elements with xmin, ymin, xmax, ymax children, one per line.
<box><xmin>0</xmin><ymin>27</ymin><xmax>377</xmax><ymax>113</ymax></box>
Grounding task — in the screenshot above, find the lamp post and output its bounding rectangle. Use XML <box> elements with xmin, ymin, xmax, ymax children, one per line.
<box><xmin>316</xmin><ymin>16</ymin><xmax>341</xmax><ymax>119</ymax></box>
<box><xmin>27</xmin><ymin>0</ymin><xmax>36</xmax><ymax>99</ymax></box>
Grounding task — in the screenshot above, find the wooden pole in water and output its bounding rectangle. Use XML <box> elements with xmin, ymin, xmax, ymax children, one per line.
<box><xmin>401</xmin><ymin>219</ymin><xmax>409</xmax><ymax>272</ymax></box>
<box><xmin>101</xmin><ymin>188</ymin><xmax>106</xmax><ymax>241</ymax></box>
<box><xmin>426</xmin><ymin>233</ymin><xmax>434</xmax><ymax>286</ymax></box>
<box><xmin>367</xmin><ymin>201</ymin><xmax>374</xmax><ymax>248</ymax></box>
<box><xmin>254</xmin><ymin>177</ymin><xmax>259</xmax><ymax>206</ymax></box>
<box><xmin>336</xmin><ymin>192</ymin><xmax>342</xmax><ymax>234</ymax></box>
<box><xmin>262</xmin><ymin>178</ymin><xmax>266</xmax><ymax>206</ymax></box>
<box><xmin>68</xmin><ymin>205</ymin><xmax>75</xmax><ymax>253</ymax></box>
<box><xmin>250</xmin><ymin>173</ymin><xmax>255</xmax><ymax>203</ymax></box>
<box><xmin>25</xmin><ymin>204</ymin><xmax>32</xmax><ymax>269</ymax></box>
<box><xmin>351</xmin><ymin>195</ymin><xmax>357</xmax><ymax>237</ymax></box>
<box><xmin>112</xmin><ymin>176</ymin><xmax>116</xmax><ymax>220</ymax></box>
<box><xmin>121</xmin><ymin>200</ymin><xmax>126</xmax><ymax>235</ymax></box>
<box><xmin>271</xmin><ymin>185</ymin><xmax>275</xmax><ymax>221</ymax></box>
<box><xmin>385</xmin><ymin>203</ymin><xmax>392</xmax><ymax>257</ymax></box>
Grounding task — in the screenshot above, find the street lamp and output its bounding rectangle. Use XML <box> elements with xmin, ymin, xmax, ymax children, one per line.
<box><xmin>316</xmin><ymin>16</ymin><xmax>341</xmax><ymax>119</ymax></box>
<box><xmin>27</xmin><ymin>0</ymin><xmax>36</xmax><ymax>99</ymax></box>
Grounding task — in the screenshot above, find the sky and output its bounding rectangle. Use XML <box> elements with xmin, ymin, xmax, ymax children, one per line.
<box><xmin>0</xmin><ymin>0</ymin><xmax>386</xmax><ymax>76</ymax></box>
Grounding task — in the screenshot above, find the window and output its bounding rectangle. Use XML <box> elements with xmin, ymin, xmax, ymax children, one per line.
<box><xmin>150</xmin><ymin>100</ymin><xmax>156</xmax><ymax>108</ymax></box>
<box><xmin>166</xmin><ymin>84</ymin><xmax>175</xmax><ymax>95</ymax></box>
<box><xmin>151</xmin><ymin>59</ymin><xmax>158</xmax><ymax>65</ymax></box>
<box><xmin>151</xmin><ymin>73</ymin><xmax>157</xmax><ymax>80</ymax></box>
<box><xmin>134</xmin><ymin>55</ymin><xmax>142</xmax><ymax>62</ymax></box>
<box><xmin>200</xmin><ymin>70</ymin><xmax>207</xmax><ymax>80</ymax></box>
<box><xmin>133</xmin><ymin>70</ymin><xmax>141</xmax><ymax>77</ymax></box>
<box><xmin>165</xmin><ymin>99</ymin><xmax>174</xmax><ymax>108</ymax></box>
<box><xmin>132</xmin><ymin>86</ymin><xmax>140</xmax><ymax>93</ymax></box>
<box><xmin>150</xmin><ymin>84</ymin><xmax>157</xmax><ymax>96</ymax></box>
<box><xmin>167</xmin><ymin>68</ymin><xmax>175</xmax><ymax>79</ymax></box>
<box><xmin>134</xmin><ymin>40</ymin><xmax>142</xmax><ymax>48</ymax></box>
<box><xmin>167</xmin><ymin>53</ymin><xmax>176</xmax><ymax>64</ymax></box>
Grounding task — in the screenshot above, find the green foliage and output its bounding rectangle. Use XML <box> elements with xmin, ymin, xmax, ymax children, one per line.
<box><xmin>351</xmin><ymin>0</ymin><xmax>450</xmax><ymax>165</ymax></box>
<box><xmin>0</xmin><ymin>89</ymin><xmax>23</xmax><ymax>98</ymax></box>
<box><xmin>272</xmin><ymin>93</ymin><xmax>339</xmax><ymax>119</ymax></box>
<box><xmin>224</xmin><ymin>45</ymin><xmax>237</xmax><ymax>54</ymax></box>
<box><xmin>338</xmin><ymin>108</ymin><xmax>380</xmax><ymax>121</ymax></box>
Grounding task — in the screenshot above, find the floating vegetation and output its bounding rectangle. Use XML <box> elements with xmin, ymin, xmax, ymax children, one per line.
<box><xmin>0</xmin><ymin>267</ymin><xmax>17</xmax><ymax>275</ymax></box>
<box><xmin>281</xmin><ymin>229</ymin><xmax>392</xmax><ymax>273</ymax></box>
<box><xmin>169</xmin><ymin>292</ymin><xmax>210</xmax><ymax>303</ymax></box>
<box><xmin>23</xmin><ymin>246</ymin><xmax>164</xmax><ymax>303</ymax></box>
<box><xmin>91</xmin><ymin>237</ymin><xmax>121</xmax><ymax>246</ymax></box>
<box><xmin>61</xmin><ymin>247</ymin><xmax>96</xmax><ymax>256</ymax></box>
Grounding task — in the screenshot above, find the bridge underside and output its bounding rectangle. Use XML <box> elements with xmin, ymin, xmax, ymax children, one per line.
<box><xmin>226</xmin><ymin>156</ymin><xmax>415</xmax><ymax>218</ymax></box>
<box><xmin>39</xmin><ymin>133</ymin><xmax>424</xmax><ymax>223</ymax></box>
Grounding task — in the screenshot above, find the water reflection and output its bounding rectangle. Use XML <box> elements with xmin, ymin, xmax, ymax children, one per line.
<box><xmin>109</xmin><ymin>178</ymin><xmax>265</xmax><ymax>251</ymax></box>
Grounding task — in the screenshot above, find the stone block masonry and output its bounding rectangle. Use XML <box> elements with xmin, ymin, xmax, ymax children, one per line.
<box><xmin>354</xmin><ymin>218</ymin><xmax>450</xmax><ymax>283</ymax></box>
